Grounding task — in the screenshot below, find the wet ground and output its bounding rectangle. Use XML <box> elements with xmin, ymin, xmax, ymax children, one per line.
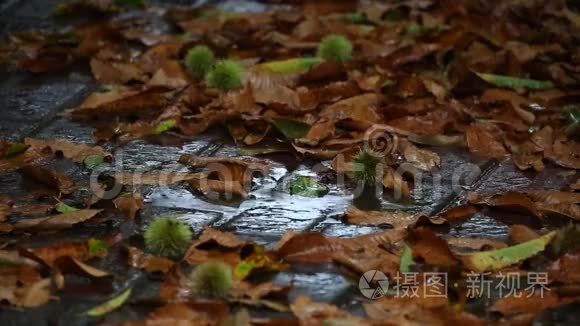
<box><xmin>0</xmin><ymin>1</ymin><xmax>578</xmax><ymax>325</ymax></box>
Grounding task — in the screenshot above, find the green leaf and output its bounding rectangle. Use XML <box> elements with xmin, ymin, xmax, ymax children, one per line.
<box><xmin>84</xmin><ymin>155</ymin><xmax>104</xmax><ymax>169</ymax></box>
<box><xmin>259</xmin><ymin>57</ymin><xmax>323</xmax><ymax>74</ymax></box>
<box><xmin>2</xmin><ymin>143</ymin><xmax>29</xmax><ymax>158</ymax></box>
<box><xmin>272</xmin><ymin>119</ymin><xmax>311</xmax><ymax>139</ymax></box>
<box><xmin>85</xmin><ymin>288</ymin><xmax>132</xmax><ymax>317</ymax></box>
<box><xmin>288</xmin><ymin>176</ymin><xmax>329</xmax><ymax>198</ymax></box>
<box><xmin>462</xmin><ymin>231</ymin><xmax>556</xmax><ymax>272</ymax></box>
<box><xmin>399</xmin><ymin>244</ymin><xmax>413</xmax><ymax>273</ymax></box>
<box><xmin>342</xmin><ymin>12</ymin><xmax>368</xmax><ymax>24</ymax></box>
<box><xmin>474</xmin><ymin>72</ymin><xmax>554</xmax><ymax>90</ymax></box>
<box><xmin>87</xmin><ymin>238</ymin><xmax>108</xmax><ymax>256</ymax></box>
<box><xmin>56</xmin><ymin>201</ymin><xmax>79</xmax><ymax>213</ymax></box>
<box><xmin>150</xmin><ymin>119</ymin><xmax>177</xmax><ymax>135</ymax></box>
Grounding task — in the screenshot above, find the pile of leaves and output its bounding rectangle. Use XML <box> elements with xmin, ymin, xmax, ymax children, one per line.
<box><xmin>1</xmin><ymin>0</ymin><xmax>580</xmax><ymax>325</ymax></box>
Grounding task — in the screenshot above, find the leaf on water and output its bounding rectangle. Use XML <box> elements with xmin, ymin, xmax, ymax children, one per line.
<box><xmin>259</xmin><ymin>57</ymin><xmax>323</xmax><ymax>74</ymax></box>
<box><xmin>461</xmin><ymin>231</ymin><xmax>556</xmax><ymax>272</ymax></box>
<box><xmin>85</xmin><ymin>288</ymin><xmax>132</xmax><ymax>317</ymax></box>
<box><xmin>83</xmin><ymin>155</ymin><xmax>104</xmax><ymax>169</ymax></box>
<box><xmin>272</xmin><ymin>118</ymin><xmax>311</xmax><ymax>139</ymax></box>
<box><xmin>288</xmin><ymin>176</ymin><xmax>329</xmax><ymax>197</ymax></box>
<box><xmin>399</xmin><ymin>244</ymin><xmax>413</xmax><ymax>273</ymax></box>
<box><xmin>474</xmin><ymin>72</ymin><xmax>554</xmax><ymax>90</ymax></box>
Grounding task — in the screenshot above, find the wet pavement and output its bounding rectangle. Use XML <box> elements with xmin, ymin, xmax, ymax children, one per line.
<box><xmin>0</xmin><ymin>1</ymin><xmax>577</xmax><ymax>325</ymax></box>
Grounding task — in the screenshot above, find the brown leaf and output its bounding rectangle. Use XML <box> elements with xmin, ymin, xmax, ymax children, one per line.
<box><xmin>364</xmin><ymin>297</ymin><xmax>484</xmax><ymax>326</ymax></box>
<box><xmin>69</xmin><ymin>87</ymin><xmax>173</xmax><ymax>120</ymax></box>
<box><xmin>0</xmin><ymin>267</ymin><xmax>52</xmax><ymax>308</ymax></box>
<box><xmin>90</xmin><ymin>58</ymin><xmax>146</xmax><ymax>85</ymax></box>
<box><xmin>24</xmin><ymin>138</ymin><xmax>110</xmax><ymax>163</ymax></box>
<box><xmin>147</xmin><ymin>60</ymin><xmax>190</xmax><ymax>89</ymax></box>
<box><xmin>0</xmin><ymin>196</ymin><xmax>12</xmax><ymax>222</ymax></box>
<box><xmin>509</xmin><ymin>225</ymin><xmax>540</xmax><ymax>244</ymax></box>
<box><xmin>290</xmin><ymin>296</ymin><xmax>369</xmax><ymax>326</ymax></box>
<box><xmin>446</xmin><ymin>237</ymin><xmax>507</xmax><ymax>250</ymax></box>
<box><xmin>21</xmin><ymin>165</ymin><xmax>75</xmax><ymax>195</ymax></box>
<box><xmin>436</xmin><ymin>205</ymin><xmax>478</xmax><ymax>222</ymax></box>
<box><xmin>113</xmin><ymin>193</ymin><xmax>144</xmax><ymax>219</ymax></box>
<box><xmin>480</xmin><ymin>89</ymin><xmax>535</xmax><ymax>125</ymax></box>
<box><xmin>489</xmin><ymin>291</ymin><xmax>573</xmax><ymax>317</ymax></box>
<box><xmin>127</xmin><ymin>246</ymin><xmax>175</xmax><ymax>273</ymax></box>
<box><xmin>183</xmin><ymin>227</ymin><xmax>249</xmax><ymax>265</ymax></box>
<box><xmin>400</xmin><ymin>139</ymin><xmax>440</xmax><ymax>171</ymax></box>
<box><xmin>343</xmin><ymin>206</ymin><xmax>419</xmax><ymax>227</ymax></box>
<box><xmin>145</xmin><ymin>301</ymin><xmax>229</xmax><ymax>326</ymax></box>
<box><xmin>410</xmin><ymin>227</ymin><xmax>459</xmax><ymax>267</ymax></box>
<box><xmin>53</xmin><ymin>256</ymin><xmax>111</xmax><ymax>279</ymax></box>
<box><xmin>547</xmin><ymin>253</ymin><xmax>580</xmax><ymax>284</ymax></box>
<box><xmin>24</xmin><ymin>240</ymin><xmax>103</xmax><ymax>267</ymax></box>
<box><xmin>466</xmin><ymin>122</ymin><xmax>508</xmax><ymax>159</ymax></box>
<box><xmin>14</xmin><ymin>209</ymin><xmax>102</xmax><ymax>230</ymax></box>
<box><xmin>114</xmin><ymin>171</ymin><xmax>199</xmax><ymax>185</ymax></box>
<box><xmin>275</xmin><ymin>228</ymin><xmax>406</xmax><ymax>265</ymax></box>
<box><xmin>468</xmin><ymin>191</ymin><xmax>541</xmax><ymax>218</ymax></box>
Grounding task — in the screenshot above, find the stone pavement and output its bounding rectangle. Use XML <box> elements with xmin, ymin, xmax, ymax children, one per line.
<box><xmin>0</xmin><ymin>1</ymin><xmax>577</xmax><ymax>325</ymax></box>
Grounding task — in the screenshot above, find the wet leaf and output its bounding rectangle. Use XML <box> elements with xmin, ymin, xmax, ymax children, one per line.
<box><xmin>14</xmin><ymin>209</ymin><xmax>102</xmax><ymax>230</ymax></box>
<box><xmin>24</xmin><ymin>138</ymin><xmax>110</xmax><ymax>163</ymax></box>
<box><xmin>272</xmin><ymin>118</ymin><xmax>311</xmax><ymax>139</ymax></box>
<box><xmin>474</xmin><ymin>72</ymin><xmax>554</xmax><ymax>90</ymax></box>
<box><xmin>461</xmin><ymin>231</ymin><xmax>556</xmax><ymax>272</ymax></box>
<box><xmin>127</xmin><ymin>246</ymin><xmax>174</xmax><ymax>273</ymax></box>
<box><xmin>85</xmin><ymin>288</ymin><xmax>132</xmax><ymax>317</ymax></box>
<box><xmin>288</xmin><ymin>175</ymin><xmax>329</xmax><ymax>197</ymax></box>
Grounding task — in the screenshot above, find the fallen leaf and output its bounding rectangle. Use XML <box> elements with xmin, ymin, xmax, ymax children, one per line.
<box><xmin>466</xmin><ymin>122</ymin><xmax>508</xmax><ymax>159</ymax></box>
<box><xmin>461</xmin><ymin>231</ymin><xmax>556</xmax><ymax>272</ymax></box>
<box><xmin>0</xmin><ymin>196</ymin><xmax>12</xmax><ymax>222</ymax></box>
<box><xmin>344</xmin><ymin>206</ymin><xmax>419</xmax><ymax>227</ymax></box>
<box><xmin>85</xmin><ymin>288</ymin><xmax>132</xmax><ymax>317</ymax></box>
<box><xmin>14</xmin><ymin>209</ymin><xmax>102</xmax><ymax>230</ymax></box>
<box><xmin>410</xmin><ymin>227</ymin><xmax>459</xmax><ymax>267</ymax></box>
<box><xmin>474</xmin><ymin>71</ymin><xmax>554</xmax><ymax>90</ymax></box>
<box><xmin>113</xmin><ymin>193</ymin><xmax>144</xmax><ymax>219</ymax></box>
<box><xmin>21</xmin><ymin>165</ymin><xmax>76</xmax><ymax>195</ymax></box>
<box><xmin>0</xmin><ymin>267</ymin><xmax>52</xmax><ymax>308</ymax></box>
<box><xmin>290</xmin><ymin>295</ymin><xmax>369</xmax><ymax>326</ymax></box>
<box><xmin>127</xmin><ymin>246</ymin><xmax>175</xmax><ymax>273</ymax></box>
<box><xmin>509</xmin><ymin>224</ymin><xmax>540</xmax><ymax>244</ymax></box>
